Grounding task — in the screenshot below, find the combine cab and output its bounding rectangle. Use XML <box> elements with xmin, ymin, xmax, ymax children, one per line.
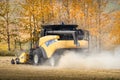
<box><xmin>12</xmin><ymin>24</ymin><xmax>89</xmax><ymax>66</ymax></box>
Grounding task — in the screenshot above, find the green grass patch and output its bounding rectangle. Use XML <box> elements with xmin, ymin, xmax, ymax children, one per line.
<box><xmin>0</xmin><ymin>50</ymin><xmax>15</xmax><ymax>56</ymax></box>
<box><xmin>0</xmin><ymin>42</ymin><xmax>17</xmax><ymax>56</ymax></box>
<box><xmin>0</xmin><ymin>43</ymin><xmax>8</xmax><ymax>51</ymax></box>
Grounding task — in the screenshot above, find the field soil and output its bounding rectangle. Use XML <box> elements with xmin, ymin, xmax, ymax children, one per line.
<box><xmin>0</xmin><ymin>56</ymin><xmax>120</xmax><ymax>80</ymax></box>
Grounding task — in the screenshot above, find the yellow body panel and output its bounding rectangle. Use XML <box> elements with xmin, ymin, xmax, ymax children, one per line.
<box><xmin>39</xmin><ymin>35</ymin><xmax>60</xmax><ymax>45</ymax></box>
<box><xmin>19</xmin><ymin>52</ymin><xmax>29</xmax><ymax>63</ymax></box>
<box><xmin>39</xmin><ymin>35</ymin><xmax>88</xmax><ymax>58</ymax></box>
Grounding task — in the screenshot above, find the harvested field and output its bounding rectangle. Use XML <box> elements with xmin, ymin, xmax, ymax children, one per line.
<box><xmin>0</xmin><ymin>56</ymin><xmax>120</xmax><ymax>80</ymax></box>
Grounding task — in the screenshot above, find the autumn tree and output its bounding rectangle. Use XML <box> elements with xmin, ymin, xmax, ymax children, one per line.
<box><xmin>13</xmin><ymin>0</ymin><xmax>118</xmax><ymax>51</ymax></box>
<box><xmin>0</xmin><ymin>0</ymin><xmax>11</xmax><ymax>51</ymax></box>
<box><xmin>110</xmin><ymin>11</ymin><xmax>120</xmax><ymax>46</ymax></box>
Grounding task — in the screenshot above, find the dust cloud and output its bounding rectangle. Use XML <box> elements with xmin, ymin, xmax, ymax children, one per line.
<box><xmin>57</xmin><ymin>47</ymin><xmax>120</xmax><ymax>69</ymax></box>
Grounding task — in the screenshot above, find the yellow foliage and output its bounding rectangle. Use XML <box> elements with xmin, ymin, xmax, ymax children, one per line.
<box><xmin>110</xmin><ymin>11</ymin><xmax>120</xmax><ymax>45</ymax></box>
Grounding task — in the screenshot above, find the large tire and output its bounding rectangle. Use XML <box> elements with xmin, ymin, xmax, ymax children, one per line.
<box><xmin>11</xmin><ymin>59</ymin><xmax>15</xmax><ymax>64</ymax></box>
<box><xmin>48</xmin><ymin>55</ymin><xmax>60</xmax><ymax>66</ymax></box>
<box><xmin>45</xmin><ymin>53</ymin><xmax>61</xmax><ymax>67</ymax></box>
<box><xmin>15</xmin><ymin>58</ymin><xmax>20</xmax><ymax>64</ymax></box>
<box><xmin>33</xmin><ymin>49</ymin><xmax>45</xmax><ymax>65</ymax></box>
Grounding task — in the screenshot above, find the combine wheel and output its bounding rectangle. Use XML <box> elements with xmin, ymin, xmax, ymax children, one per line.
<box><xmin>11</xmin><ymin>59</ymin><xmax>15</xmax><ymax>64</ymax></box>
<box><xmin>33</xmin><ymin>49</ymin><xmax>45</xmax><ymax>65</ymax></box>
<box><xmin>15</xmin><ymin>58</ymin><xmax>20</xmax><ymax>64</ymax></box>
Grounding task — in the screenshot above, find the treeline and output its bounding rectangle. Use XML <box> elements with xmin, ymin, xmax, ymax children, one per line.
<box><xmin>0</xmin><ymin>0</ymin><xmax>119</xmax><ymax>51</ymax></box>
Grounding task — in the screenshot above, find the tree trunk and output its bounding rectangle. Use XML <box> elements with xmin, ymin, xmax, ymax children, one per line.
<box><xmin>6</xmin><ymin>0</ymin><xmax>11</xmax><ymax>51</ymax></box>
<box><xmin>14</xmin><ymin>39</ymin><xmax>17</xmax><ymax>50</ymax></box>
<box><xmin>19</xmin><ymin>39</ymin><xmax>22</xmax><ymax>50</ymax></box>
<box><xmin>98</xmin><ymin>0</ymin><xmax>101</xmax><ymax>52</ymax></box>
<box><xmin>66</xmin><ymin>0</ymin><xmax>70</xmax><ymax>23</ymax></box>
<box><xmin>41</xmin><ymin>0</ymin><xmax>44</xmax><ymax>24</ymax></box>
<box><xmin>33</xmin><ymin>15</ymin><xmax>36</xmax><ymax>45</ymax></box>
<box><xmin>29</xmin><ymin>16</ymin><xmax>32</xmax><ymax>49</ymax></box>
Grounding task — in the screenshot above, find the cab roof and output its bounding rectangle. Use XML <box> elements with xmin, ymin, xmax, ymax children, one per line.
<box><xmin>41</xmin><ymin>25</ymin><xmax>78</xmax><ymax>30</ymax></box>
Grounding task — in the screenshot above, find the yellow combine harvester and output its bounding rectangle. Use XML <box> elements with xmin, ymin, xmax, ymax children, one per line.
<box><xmin>11</xmin><ymin>24</ymin><xmax>89</xmax><ymax>66</ymax></box>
